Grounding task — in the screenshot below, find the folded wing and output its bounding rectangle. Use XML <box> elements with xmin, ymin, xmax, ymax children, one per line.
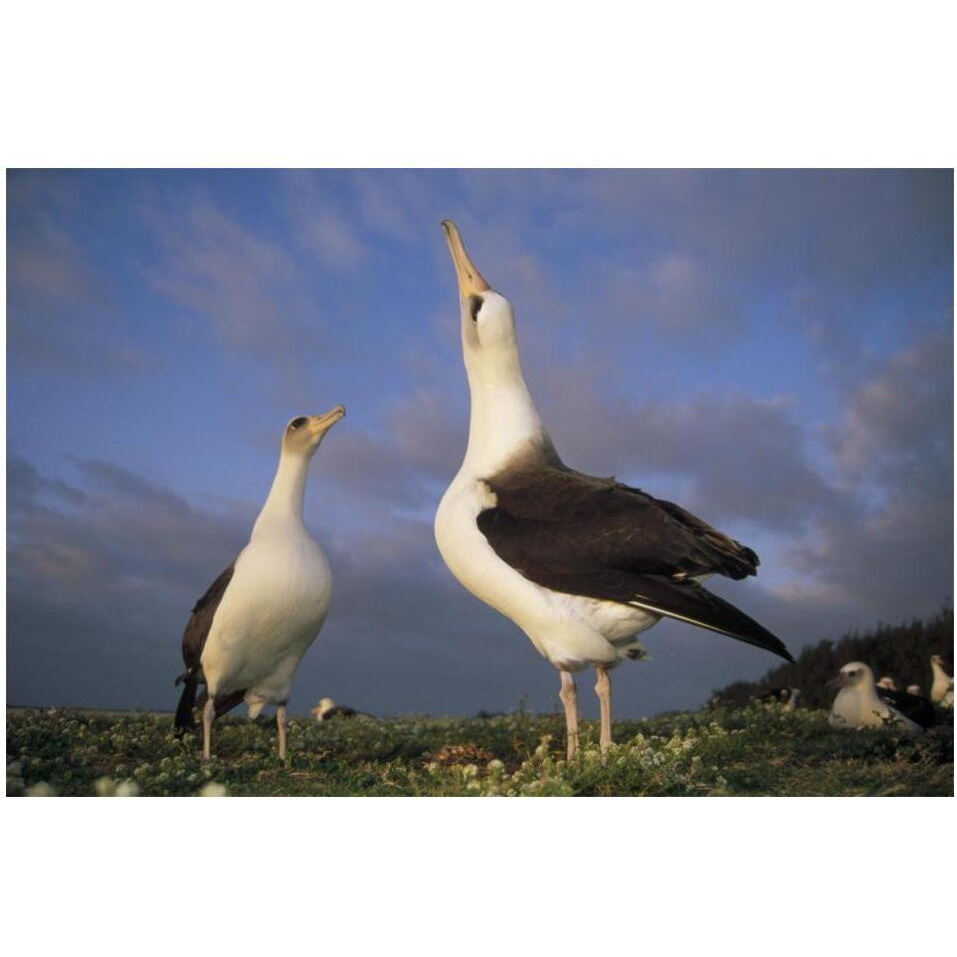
<box><xmin>478</xmin><ymin>466</ymin><xmax>792</xmax><ymax>662</ymax></box>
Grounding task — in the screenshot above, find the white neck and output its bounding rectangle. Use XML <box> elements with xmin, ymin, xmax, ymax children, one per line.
<box><xmin>253</xmin><ymin>450</ymin><xmax>310</xmax><ymax>535</ymax></box>
<box><xmin>837</xmin><ymin>680</ymin><xmax>882</xmax><ymax>717</ymax></box>
<box><xmin>931</xmin><ymin>661</ymin><xmax>948</xmax><ymax>679</ymax></box>
<box><xmin>461</xmin><ymin>351</ymin><xmax>553</xmax><ymax>474</ymax></box>
<box><xmin>859</xmin><ymin>681</ymin><xmax>881</xmax><ymax>703</ymax></box>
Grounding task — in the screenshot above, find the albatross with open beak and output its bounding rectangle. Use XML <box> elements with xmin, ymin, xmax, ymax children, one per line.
<box><xmin>434</xmin><ymin>221</ymin><xmax>792</xmax><ymax>759</ymax></box>
<box><xmin>174</xmin><ymin>407</ymin><xmax>345</xmax><ymax>762</ymax></box>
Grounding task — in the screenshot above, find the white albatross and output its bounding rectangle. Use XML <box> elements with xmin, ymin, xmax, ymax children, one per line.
<box><xmin>433</xmin><ymin>221</ymin><xmax>792</xmax><ymax>759</ymax></box>
<box><xmin>828</xmin><ymin>662</ymin><xmax>929</xmax><ymax>735</ymax></box>
<box><xmin>310</xmin><ymin>697</ymin><xmax>359</xmax><ymax>721</ymax></box>
<box><xmin>174</xmin><ymin>407</ymin><xmax>345</xmax><ymax>761</ymax></box>
<box><xmin>929</xmin><ymin>655</ymin><xmax>954</xmax><ymax>707</ymax></box>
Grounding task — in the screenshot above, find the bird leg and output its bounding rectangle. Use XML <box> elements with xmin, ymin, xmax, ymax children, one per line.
<box><xmin>202</xmin><ymin>697</ymin><xmax>214</xmax><ymax>762</ymax></box>
<box><xmin>558</xmin><ymin>670</ymin><xmax>579</xmax><ymax>760</ymax></box>
<box><xmin>595</xmin><ymin>665</ymin><xmax>613</xmax><ymax>757</ymax></box>
<box><xmin>277</xmin><ymin>705</ymin><xmax>288</xmax><ymax>764</ymax></box>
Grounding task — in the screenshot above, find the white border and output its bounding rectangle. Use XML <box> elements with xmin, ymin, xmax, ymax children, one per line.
<box><xmin>3</xmin><ymin>1</ymin><xmax>954</xmax><ymax>951</ymax></box>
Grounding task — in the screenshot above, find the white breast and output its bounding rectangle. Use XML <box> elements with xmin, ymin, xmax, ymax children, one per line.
<box><xmin>202</xmin><ymin>525</ymin><xmax>331</xmax><ymax>706</ymax></box>
<box><xmin>829</xmin><ymin>688</ymin><xmax>922</xmax><ymax>734</ymax></box>
<box><xmin>435</xmin><ymin>474</ymin><xmax>656</xmax><ymax>671</ymax></box>
<box><xmin>931</xmin><ymin>665</ymin><xmax>954</xmax><ymax>706</ymax></box>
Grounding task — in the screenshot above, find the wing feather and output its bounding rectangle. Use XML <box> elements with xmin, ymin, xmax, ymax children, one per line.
<box><xmin>176</xmin><ymin>563</ymin><xmax>235</xmax><ymax>683</ymax></box>
<box><xmin>478</xmin><ymin>466</ymin><xmax>791</xmax><ymax>661</ymax></box>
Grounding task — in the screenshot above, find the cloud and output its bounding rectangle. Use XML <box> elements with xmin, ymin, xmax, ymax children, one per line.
<box><xmin>282</xmin><ymin>172</ymin><xmax>367</xmax><ymax>268</ymax></box>
<box><xmin>599</xmin><ymin>253</ymin><xmax>743</xmax><ymax>343</ymax></box>
<box><xmin>7</xmin><ymin>454</ymin><xmax>250</xmax><ymax>708</ymax></box>
<box><xmin>351</xmin><ymin>170</ymin><xmax>432</xmax><ymax>243</ymax></box>
<box><xmin>143</xmin><ymin>198</ymin><xmax>316</xmax><ymax>356</ymax></box>
<box><xmin>787</xmin><ymin>333</ymin><xmax>953</xmax><ymax>617</ymax></box>
<box><xmin>525</xmin><ymin>357</ymin><xmax>843</xmax><ymax>534</ymax></box>
<box><xmin>7</xmin><ymin>215</ymin><xmax>104</xmax><ymax>305</ymax></box>
<box><xmin>6</xmin><ymin>172</ymin><xmax>154</xmax><ymax>377</ymax></box>
<box><xmin>829</xmin><ymin>334</ymin><xmax>952</xmax><ymax>488</ymax></box>
<box><xmin>447</xmin><ymin>169</ymin><xmax>953</xmax><ymax>364</ymax></box>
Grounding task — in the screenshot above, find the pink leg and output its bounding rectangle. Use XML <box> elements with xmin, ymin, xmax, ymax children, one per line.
<box><xmin>277</xmin><ymin>705</ymin><xmax>288</xmax><ymax>763</ymax></box>
<box><xmin>595</xmin><ymin>666</ymin><xmax>613</xmax><ymax>757</ymax></box>
<box><xmin>559</xmin><ymin>670</ymin><xmax>579</xmax><ymax>760</ymax></box>
<box><xmin>202</xmin><ymin>697</ymin><xmax>214</xmax><ymax>762</ymax></box>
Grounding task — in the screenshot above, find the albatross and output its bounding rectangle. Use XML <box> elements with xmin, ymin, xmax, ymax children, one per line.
<box><xmin>828</xmin><ymin>662</ymin><xmax>933</xmax><ymax>734</ymax></box>
<box><xmin>929</xmin><ymin>655</ymin><xmax>954</xmax><ymax>707</ymax></box>
<box><xmin>310</xmin><ymin>697</ymin><xmax>360</xmax><ymax>721</ymax></box>
<box><xmin>174</xmin><ymin>407</ymin><xmax>345</xmax><ymax>761</ymax></box>
<box><xmin>434</xmin><ymin>220</ymin><xmax>792</xmax><ymax>759</ymax></box>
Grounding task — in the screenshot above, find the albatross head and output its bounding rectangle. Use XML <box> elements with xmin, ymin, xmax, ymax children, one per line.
<box><xmin>282</xmin><ymin>406</ymin><xmax>346</xmax><ymax>458</ymax></box>
<box><xmin>310</xmin><ymin>697</ymin><xmax>336</xmax><ymax>719</ymax></box>
<box><xmin>441</xmin><ymin>219</ymin><xmax>522</xmax><ymax>380</ymax></box>
<box><xmin>439</xmin><ymin>220</ymin><xmax>554</xmax><ymax>470</ymax></box>
<box><xmin>831</xmin><ymin>661</ymin><xmax>874</xmax><ymax>690</ymax></box>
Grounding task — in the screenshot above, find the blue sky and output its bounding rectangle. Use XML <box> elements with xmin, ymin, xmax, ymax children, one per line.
<box><xmin>6</xmin><ymin>169</ymin><xmax>953</xmax><ymax>717</ymax></box>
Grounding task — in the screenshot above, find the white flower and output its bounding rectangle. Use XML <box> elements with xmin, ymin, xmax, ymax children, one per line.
<box><xmin>94</xmin><ymin>777</ymin><xmax>116</xmax><ymax>797</ymax></box>
<box><xmin>25</xmin><ymin>782</ymin><xmax>56</xmax><ymax>797</ymax></box>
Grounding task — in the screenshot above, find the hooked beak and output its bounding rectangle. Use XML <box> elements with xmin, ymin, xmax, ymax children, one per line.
<box><xmin>826</xmin><ymin>674</ymin><xmax>847</xmax><ymax>691</ymax></box>
<box><xmin>309</xmin><ymin>405</ymin><xmax>346</xmax><ymax>435</ymax></box>
<box><xmin>441</xmin><ymin>220</ymin><xmax>490</xmax><ymax>299</ymax></box>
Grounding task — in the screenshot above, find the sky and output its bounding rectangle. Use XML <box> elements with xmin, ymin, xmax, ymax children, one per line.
<box><xmin>6</xmin><ymin>168</ymin><xmax>954</xmax><ymax>719</ymax></box>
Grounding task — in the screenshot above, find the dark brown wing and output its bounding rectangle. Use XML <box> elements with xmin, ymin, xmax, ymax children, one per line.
<box><xmin>480</xmin><ymin>467</ymin><xmax>760</xmax><ymax>580</ymax></box>
<box><xmin>176</xmin><ymin>563</ymin><xmax>235</xmax><ymax>683</ymax></box>
<box><xmin>877</xmin><ymin>688</ymin><xmax>936</xmax><ymax>730</ymax></box>
<box><xmin>478</xmin><ymin>466</ymin><xmax>792</xmax><ymax>662</ymax></box>
<box><xmin>173</xmin><ymin>563</ymin><xmax>245</xmax><ymax>733</ymax></box>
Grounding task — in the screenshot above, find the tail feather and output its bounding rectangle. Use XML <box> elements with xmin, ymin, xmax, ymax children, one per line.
<box><xmin>195</xmin><ymin>687</ymin><xmax>247</xmax><ymax>718</ymax></box>
<box><xmin>174</xmin><ymin>677</ymin><xmax>199</xmax><ymax>734</ymax></box>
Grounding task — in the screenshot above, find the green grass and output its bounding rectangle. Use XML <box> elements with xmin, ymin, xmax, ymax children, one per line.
<box><xmin>6</xmin><ymin>702</ymin><xmax>953</xmax><ymax>796</ymax></box>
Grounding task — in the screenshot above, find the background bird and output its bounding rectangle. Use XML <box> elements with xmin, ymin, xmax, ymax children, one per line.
<box><xmin>828</xmin><ymin>662</ymin><xmax>932</xmax><ymax>734</ymax></box>
<box><xmin>756</xmin><ymin>687</ymin><xmax>800</xmax><ymax>706</ymax></box>
<box><xmin>929</xmin><ymin>655</ymin><xmax>954</xmax><ymax>707</ymax></box>
<box><xmin>433</xmin><ymin>220</ymin><xmax>791</xmax><ymax>760</ymax></box>
<box><xmin>174</xmin><ymin>407</ymin><xmax>345</xmax><ymax>761</ymax></box>
<box><xmin>310</xmin><ymin>697</ymin><xmax>360</xmax><ymax>720</ymax></box>
<box><xmin>876</xmin><ymin>684</ymin><xmax>936</xmax><ymax>731</ymax></box>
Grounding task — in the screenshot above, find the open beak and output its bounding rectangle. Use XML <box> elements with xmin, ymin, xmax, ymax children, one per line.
<box><xmin>309</xmin><ymin>405</ymin><xmax>346</xmax><ymax>435</ymax></box>
<box><xmin>441</xmin><ymin>220</ymin><xmax>490</xmax><ymax>299</ymax></box>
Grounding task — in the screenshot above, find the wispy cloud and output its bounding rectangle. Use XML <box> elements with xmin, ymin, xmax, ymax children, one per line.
<box><xmin>282</xmin><ymin>171</ymin><xmax>367</xmax><ymax>268</ymax></box>
<box><xmin>142</xmin><ymin>198</ymin><xmax>308</xmax><ymax>353</ymax></box>
<box><xmin>7</xmin><ymin>172</ymin><xmax>154</xmax><ymax>376</ymax></box>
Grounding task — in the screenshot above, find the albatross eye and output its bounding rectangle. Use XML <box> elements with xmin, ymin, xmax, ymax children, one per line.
<box><xmin>289</xmin><ymin>416</ymin><xmax>308</xmax><ymax>430</ymax></box>
<box><xmin>468</xmin><ymin>295</ymin><xmax>483</xmax><ymax>322</ymax></box>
